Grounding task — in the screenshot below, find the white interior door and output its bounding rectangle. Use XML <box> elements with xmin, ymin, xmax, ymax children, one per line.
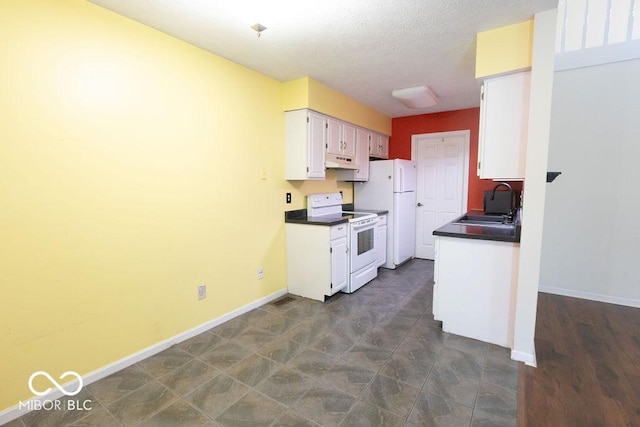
<box><xmin>413</xmin><ymin>131</ymin><xmax>469</xmax><ymax>260</ymax></box>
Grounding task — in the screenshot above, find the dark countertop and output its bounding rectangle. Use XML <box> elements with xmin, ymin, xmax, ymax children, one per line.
<box><xmin>285</xmin><ymin>209</ymin><xmax>349</xmax><ymax>226</ymax></box>
<box><xmin>342</xmin><ymin>203</ymin><xmax>389</xmax><ymax>216</ymax></box>
<box><xmin>433</xmin><ymin>210</ymin><xmax>521</xmax><ymax>243</ymax></box>
<box><xmin>285</xmin><ymin>206</ymin><xmax>389</xmax><ymax>226</ymax></box>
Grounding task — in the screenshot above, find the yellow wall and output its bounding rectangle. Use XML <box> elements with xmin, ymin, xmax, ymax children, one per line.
<box><xmin>283</xmin><ymin>77</ymin><xmax>392</xmax><ymax>135</ymax></box>
<box><xmin>0</xmin><ymin>0</ymin><xmax>352</xmax><ymax>411</ymax></box>
<box><xmin>476</xmin><ymin>20</ymin><xmax>534</xmax><ymax>78</ymax></box>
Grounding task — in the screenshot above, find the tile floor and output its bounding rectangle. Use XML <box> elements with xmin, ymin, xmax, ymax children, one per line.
<box><xmin>8</xmin><ymin>259</ymin><xmax>518</xmax><ymax>427</ymax></box>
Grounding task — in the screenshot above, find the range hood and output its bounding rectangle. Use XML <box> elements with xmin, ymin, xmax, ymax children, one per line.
<box><xmin>325</xmin><ymin>153</ymin><xmax>358</xmax><ymax>170</ymax></box>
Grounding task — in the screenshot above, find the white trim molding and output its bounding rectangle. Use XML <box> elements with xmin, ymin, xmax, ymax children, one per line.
<box><xmin>512</xmin><ymin>348</ymin><xmax>537</xmax><ymax>367</ymax></box>
<box><xmin>555</xmin><ymin>39</ymin><xmax>640</xmax><ymax>71</ymax></box>
<box><xmin>539</xmin><ymin>286</ymin><xmax>640</xmax><ymax>308</ymax></box>
<box><xmin>410</xmin><ymin>129</ymin><xmax>471</xmax><ymax>214</ymax></box>
<box><xmin>0</xmin><ymin>289</ymin><xmax>288</xmax><ymax>425</ymax></box>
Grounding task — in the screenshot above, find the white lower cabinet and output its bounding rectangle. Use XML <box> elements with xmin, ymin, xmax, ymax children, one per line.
<box><xmin>433</xmin><ymin>236</ymin><xmax>520</xmax><ymax>348</ymax></box>
<box><xmin>330</xmin><ymin>232</ymin><xmax>348</xmax><ymax>293</ymax></box>
<box><xmin>375</xmin><ymin>215</ymin><xmax>387</xmax><ymax>268</ymax></box>
<box><xmin>286</xmin><ymin>222</ymin><xmax>348</xmax><ymax>301</ymax></box>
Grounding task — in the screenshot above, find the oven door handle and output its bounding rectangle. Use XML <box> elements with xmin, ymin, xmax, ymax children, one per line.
<box><xmin>350</xmin><ymin>220</ymin><xmax>377</xmax><ymax>230</ymax></box>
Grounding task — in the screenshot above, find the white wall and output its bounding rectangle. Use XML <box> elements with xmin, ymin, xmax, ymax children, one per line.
<box><xmin>511</xmin><ymin>9</ymin><xmax>557</xmax><ymax>367</ymax></box>
<box><xmin>540</xmin><ymin>58</ymin><xmax>640</xmax><ymax>307</ymax></box>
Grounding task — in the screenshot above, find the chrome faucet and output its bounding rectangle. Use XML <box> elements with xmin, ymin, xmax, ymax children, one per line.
<box><xmin>490</xmin><ymin>182</ymin><xmax>516</xmax><ymax>222</ymax></box>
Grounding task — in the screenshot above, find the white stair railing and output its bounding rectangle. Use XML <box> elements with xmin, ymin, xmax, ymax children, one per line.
<box><xmin>556</xmin><ymin>0</ymin><xmax>639</xmax><ymax>53</ymax></box>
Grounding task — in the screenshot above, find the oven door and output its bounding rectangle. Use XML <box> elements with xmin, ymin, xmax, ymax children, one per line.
<box><xmin>350</xmin><ymin>221</ymin><xmax>377</xmax><ymax>272</ymax></box>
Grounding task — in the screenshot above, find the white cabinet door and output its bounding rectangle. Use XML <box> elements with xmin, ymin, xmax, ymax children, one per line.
<box><xmin>375</xmin><ymin>216</ymin><xmax>387</xmax><ymax>267</ymax></box>
<box><xmin>307</xmin><ymin>111</ymin><xmax>327</xmax><ymax>179</ymax></box>
<box><xmin>478</xmin><ymin>71</ymin><xmax>530</xmax><ymax>180</ymax></box>
<box><xmin>369</xmin><ymin>133</ymin><xmax>389</xmax><ymax>159</ymax></box>
<box><xmin>326</xmin><ymin>117</ymin><xmax>356</xmax><ymax>159</ymax></box>
<box><xmin>326</xmin><ymin>118</ymin><xmax>356</xmax><ymax>169</ymax></box>
<box><xmin>326</xmin><ymin>117</ymin><xmax>343</xmax><ymax>157</ymax></box>
<box><xmin>336</xmin><ymin>127</ymin><xmax>370</xmax><ymax>181</ymax></box>
<box><xmin>330</xmin><ymin>236</ymin><xmax>348</xmax><ymax>293</ymax></box>
<box><xmin>342</xmin><ymin>122</ymin><xmax>357</xmax><ymax>158</ymax></box>
<box><xmin>378</xmin><ymin>135</ymin><xmax>389</xmax><ymax>159</ymax></box>
<box><xmin>369</xmin><ymin>133</ymin><xmax>377</xmax><ymax>157</ymax></box>
<box><xmin>353</xmin><ymin>128</ymin><xmax>370</xmax><ymax>181</ymax></box>
<box><xmin>285</xmin><ymin>109</ymin><xmax>326</xmax><ymax>180</ymax></box>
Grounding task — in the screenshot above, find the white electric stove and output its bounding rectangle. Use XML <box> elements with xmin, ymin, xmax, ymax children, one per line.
<box><xmin>307</xmin><ymin>193</ymin><xmax>378</xmax><ymax>293</ymax></box>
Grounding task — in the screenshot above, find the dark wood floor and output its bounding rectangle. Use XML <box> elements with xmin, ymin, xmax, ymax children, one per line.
<box><xmin>518</xmin><ymin>292</ymin><xmax>640</xmax><ymax>426</ymax></box>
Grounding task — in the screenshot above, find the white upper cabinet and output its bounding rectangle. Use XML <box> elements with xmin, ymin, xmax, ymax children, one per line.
<box><xmin>478</xmin><ymin>71</ymin><xmax>531</xmax><ymax>180</ymax></box>
<box><xmin>336</xmin><ymin>127</ymin><xmax>370</xmax><ymax>181</ymax></box>
<box><xmin>286</xmin><ymin>109</ymin><xmax>387</xmax><ymax>180</ymax></box>
<box><xmin>326</xmin><ymin>118</ymin><xmax>357</xmax><ymax>169</ymax></box>
<box><xmin>326</xmin><ymin>118</ymin><xmax>342</xmax><ymax>158</ymax></box>
<box><xmin>369</xmin><ymin>133</ymin><xmax>389</xmax><ymax>159</ymax></box>
<box><xmin>285</xmin><ymin>109</ymin><xmax>326</xmax><ymax>180</ymax></box>
<box><xmin>341</xmin><ymin>122</ymin><xmax>357</xmax><ymax>158</ymax></box>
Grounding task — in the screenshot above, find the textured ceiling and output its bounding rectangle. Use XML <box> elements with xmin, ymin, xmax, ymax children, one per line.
<box><xmin>88</xmin><ymin>0</ymin><xmax>558</xmax><ymax>118</ymax></box>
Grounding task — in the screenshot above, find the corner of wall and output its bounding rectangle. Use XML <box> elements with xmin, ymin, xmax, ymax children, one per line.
<box><xmin>476</xmin><ymin>20</ymin><xmax>534</xmax><ymax>78</ymax></box>
<box><xmin>282</xmin><ymin>77</ymin><xmax>310</xmax><ymax>111</ymax></box>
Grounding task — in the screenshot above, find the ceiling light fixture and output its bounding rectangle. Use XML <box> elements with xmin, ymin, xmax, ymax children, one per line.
<box><xmin>391</xmin><ymin>85</ymin><xmax>439</xmax><ymax>108</ymax></box>
<box><xmin>250</xmin><ymin>23</ymin><xmax>267</xmax><ymax>37</ymax></box>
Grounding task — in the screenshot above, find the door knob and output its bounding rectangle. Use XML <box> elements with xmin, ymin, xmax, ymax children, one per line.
<box><xmin>417</xmin><ymin>203</ymin><xmax>423</xmax><ymax>207</ymax></box>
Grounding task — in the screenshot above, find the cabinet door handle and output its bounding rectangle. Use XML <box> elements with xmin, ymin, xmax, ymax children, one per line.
<box><xmin>417</xmin><ymin>202</ymin><xmax>423</xmax><ymax>207</ymax></box>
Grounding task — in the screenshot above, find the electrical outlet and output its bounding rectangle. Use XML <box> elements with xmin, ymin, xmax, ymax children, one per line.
<box><xmin>286</xmin><ymin>193</ymin><xmax>291</xmax><ymax>203</ymax></box>
<box><xmin>257</xmin><ymin>268</ymin><xmax>264</xmax><ymax>280</ymax></box>
<box><xmin>198</xmin><ymin>284</ymin><xmax>206</xmax><ymax>300</ymax></box>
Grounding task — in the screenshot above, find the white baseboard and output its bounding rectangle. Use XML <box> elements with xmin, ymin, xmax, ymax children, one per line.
<box><xmin>539</xmin><ymin>285</ymin><xmax>640</xmax><ymax>308</ymax></box>
<box><xmin>0</xmin><ymin>288</ymin><xmax>288</xmax><ymax>425</ymax></box>
<box><xmin>511</xmin><ymin>349</ymin><xmax>537</xmax><ymax>367</ymax></box>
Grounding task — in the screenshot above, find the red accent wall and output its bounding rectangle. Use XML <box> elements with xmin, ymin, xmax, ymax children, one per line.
<box><xmin>390</xmin><ymin>108</ymin><xmax>522</xmax><ymax>211</ymax></box>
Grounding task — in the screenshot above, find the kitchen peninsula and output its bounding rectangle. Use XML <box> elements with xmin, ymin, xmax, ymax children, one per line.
<box><xmin>432</xmin><ymin>210</ymin><xmax>521</xmax><ymax>347</ymax></box>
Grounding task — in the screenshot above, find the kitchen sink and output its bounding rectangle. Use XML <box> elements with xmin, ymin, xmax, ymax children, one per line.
<box><xmin>461</xmin><ymin>214</ymin><xmax>506</xmax><ymax>222</ymax></box>
<box><xmin>452</xmin><ymin>213</ymin><xmax>514</xmax><ymax>227</ymax></box>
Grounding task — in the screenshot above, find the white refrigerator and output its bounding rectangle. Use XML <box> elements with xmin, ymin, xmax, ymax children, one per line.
<box><xmin>354</xmin><ymin>159</ymin><xmax>417</xmax><ymax>269</ymax></box>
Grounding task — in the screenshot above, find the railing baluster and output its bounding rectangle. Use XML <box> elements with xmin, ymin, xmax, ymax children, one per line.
<box><xmin>603</xmin><ymin>0</ymin><xmax>612</xmax><ymax>45</ymax></box>
<box><xmin>581</xmin><ymin>0</ymin><xmax>590</xmax><ymax>50</ymax></box>
<box><xmin>628</xmin><ymin>0</ymin><xmax>637</xmax><ymax>41</ymax></box>
<box><xmin>559</xmin><ymin>0</ymin><xmax>568</xmax><ymax>53</ymax></box>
